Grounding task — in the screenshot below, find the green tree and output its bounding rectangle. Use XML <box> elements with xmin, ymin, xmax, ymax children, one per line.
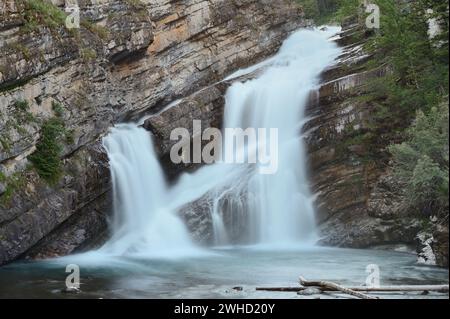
<box><xmin>28</xmin><ymin>118</ymin><xmax>66</xmax><ymax>184</ymax></box>
<box><xmin>389</xmin><ymin>100</ymin><xmax>449</xmax><ymax>216</ymax></box>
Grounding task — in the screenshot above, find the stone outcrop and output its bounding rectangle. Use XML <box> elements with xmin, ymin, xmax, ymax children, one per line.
<box><xmin>305</xmin><ymin>20</ymin><xmax>448</xmax><ymax>267</ymax></box>
<box><xmin>0</xmin><ymin>0</ymin><xmax>306</xmax><ymax>265</ymax></box>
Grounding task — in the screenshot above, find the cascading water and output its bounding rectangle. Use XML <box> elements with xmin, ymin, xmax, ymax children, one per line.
<box><xmin>101</xmin><ymin>124</ymin><xmax>199</xmax><ymax>257</ymax></box>
<box><xmin>221</xmin><ymin>28</ymin><xmax>342</xmax><ymax>245</ymax></box>
<box><xmin>100</xmin><ymin>27</ymin><xmax>342</xmax><ymax>255</ymax></box>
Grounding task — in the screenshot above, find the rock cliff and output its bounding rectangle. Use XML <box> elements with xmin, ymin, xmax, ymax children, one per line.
<box><xmin>304</xmin><ymin>20</ymin><xmax>448</xmax><ymax>267</ymax></box>
<box><xmin>0</xmin><ymin>0</ymin><xmax>306</xmax><ymax>265</ymax></box>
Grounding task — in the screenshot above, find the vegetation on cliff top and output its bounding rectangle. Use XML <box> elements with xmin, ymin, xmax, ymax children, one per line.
<box><xmin>370</xmin><ymin>0</ymin><xmax>448</xmax><ymax>217</ymax></box>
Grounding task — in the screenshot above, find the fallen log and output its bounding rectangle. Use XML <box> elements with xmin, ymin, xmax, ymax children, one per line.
<box><xmin>299</xmin><ymin>276</ymin><xmax>378</xmax><ymax>299</ymax></box>
<box><xmin>256</xmin><ymin>287</ymin><xmax>302</xmax><ymax>292</ymax></box>
<box><xmin>256</xmin><ymin>285</ymin><xmax>449</xmax><ymax>293</ymax></box>
<box><xmin>343</xmin><ymin>285</ymin><xmax>449</xmax><ymax>293</ymax></box>
<box><xmin>256</xmin><ymin>283</ymin><xmax>449</xmax><ymax>294</ymax></box>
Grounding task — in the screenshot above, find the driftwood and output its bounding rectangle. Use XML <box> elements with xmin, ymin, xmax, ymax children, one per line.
<box><xmin>342</xmin><ymin>285</ymin><xmax>449</xmax><ymax>292</ymax></box>
<box><xmin>299</xmin><ymin>276</ymin><xmax>378</xmax><ymax>299</ymax></box>
<box><xmin>256</xmin><ymin>287</ymin><xmax>302</xmax><ymax>292</ymax></box>
<box><xmin>256</xmin><ymin>280</ymin><xmax>449</xmax><ymax>297</ymax></box>
<box><xmin>256</xmin><ymin>285</ymin><xmax>449</xmax><ymax>293</ymax></box>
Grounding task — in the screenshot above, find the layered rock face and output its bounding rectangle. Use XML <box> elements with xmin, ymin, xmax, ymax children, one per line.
<box><xmin>304</xmin><ymin>21</ymin><xmax>448</xmax><ymax>267</ymax></box>
<box><xmin>0</xmin><ymin>0</ymin><xmax>306</xmax><ymax>265</ymax></box>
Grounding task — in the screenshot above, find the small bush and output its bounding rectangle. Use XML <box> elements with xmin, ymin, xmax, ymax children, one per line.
<box><xmin>0</xmin><ymin>135</ymin><xmax>11</xmax><ymax>152</ymax></box>
<box><xmin>65</xmin><ymin>129</ymin><xmax>75</xmax><ymax>145</ymax></box>
<box><xmin>81</xmin><ymin>20</ymin><xmax>109</xmax><ymax>40</ymax></box>
<box><xmin>80</xmin><ymin>48</ymin><xmax>97</xmax><ymax>62</ymax></box>
<box><xmin>23</xmin><ymin>0</ymin><xmax>67</xmax><ymax>30</ymax></box>
<box><xmin>389</xmin><ymin>101</ymin><xmax>449</xmax><ymax>215</ymax></box>
<box><xmin>28</xmin><ymin>117</ymin><xmax>66</xmax><ymax>184</ymax></box>
<box><xmin>13</xmin><ymin>99</ymin><xmax>35</xmax><ymax>123</ymax></box>
<box><xmin>0</xmin><ymin>171</ymin><xmax>27</xmax><ymax>205</ymax></box>
<box><xmin>14</xmin><ymin>99</ymin><xmax>29</xmax><ymax>111</ymax></box>
<box><xmin>9</xmin><ymin>42</ymin><xmax>32</xmax><ymax>61</ymax></box>
<box><xmin>52</xmin><ymin>101</ymin><xmax>64</xmax><ymax>117</ymax></box>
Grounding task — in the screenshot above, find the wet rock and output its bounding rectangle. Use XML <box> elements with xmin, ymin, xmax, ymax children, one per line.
<box><xmin>415</xmin><ymin>221</ymin><xmax>449</xmax><ymax>267</ymax></box>
<box><xmin>431</xmin><ymin>224</ymin><xmax>449</xmax><ymax>267</ymax></box>
<box><xmin>61</xmin><ymin>287</ymin><xmax>81</xmax><ymax>294</ymax></box>
<box><xmin>297</xmin><ymin>287</ymin><xmax>323</xmax><ymax>296</ymax></box>
<box><xmin>179</xmin><ymin>195</ymin><xmax>214</xmax><ymax>245</ymax></box>
<box><xmin>416</xmin><ymin>232</ymin><xmax>437</xmax><ymax>266</ymax></box>
<box><xmin>178</xmin><ymin>178</ymin><xmax>252</xmax><ymax>245</ymax></box>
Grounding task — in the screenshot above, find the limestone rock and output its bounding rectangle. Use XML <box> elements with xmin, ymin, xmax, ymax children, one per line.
<box><xmin>297</xmin><ymin>287</ymin><xmax>323</xmax><ymax>296</ymax></box>
<box><xmin>0</xmin><ymin>0</ymin><xmax>306</xmax><ymax>265</ymax></box>
<box><xmin>308</xmin><ymin>19</ymin><xmax>448</xmax><ymax>267</ymax></box>
<box><xmin>416</xmin><ymin>232</ymin><xmax>437</xmax><ymax>265</ymax></box>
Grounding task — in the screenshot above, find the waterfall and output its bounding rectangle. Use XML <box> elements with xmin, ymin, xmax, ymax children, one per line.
<box><xmin>101</xmin><ymin>124</ymin><xmax>199</xmax><ymax>257</ymax></box>
<box><xmin>219</xmin><ymin>28</ymin><xmax>342</xmax><ymax>245</ymax></box>
<box><xmin>101</xmin><ymin>27</ymin><xmax>342</xmax><ymax>255</ymax></box>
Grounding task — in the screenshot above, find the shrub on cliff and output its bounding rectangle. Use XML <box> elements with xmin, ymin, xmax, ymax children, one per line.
<box><xmin>389</xmin><ymin>100</ymin><xmax>449</xmax><ymax>216</ymax></box>
<box><xmin>367</xmin><ymin>0</ymin><xmax>449</xmax><ymax>216</ymax></box>
<box><xmin>28</xmin><ymin>118</ymin><xmax>65</xmax><ymax>184</ymax></box>
<box><xmin>17</xmin><ymin>0</ymin><xmax>67</xmax><ymax>32</ymax></box>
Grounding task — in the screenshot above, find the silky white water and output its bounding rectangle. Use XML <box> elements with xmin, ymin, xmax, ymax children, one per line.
<box><xmin>100</xmin><ymin>27</ymin><xmax>342</xmax><ymax>256</ymax></box>
<box><xmin>101</xmin><ymin>125</ymin><xmax>200</xmax><ymax>257</ymax></box>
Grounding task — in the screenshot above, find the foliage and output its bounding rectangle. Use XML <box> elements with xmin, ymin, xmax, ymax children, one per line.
<box><xmin>28</xmin><ymin>117</ymin><xmax>66</xmax><ymax>184</ymax></box>
<box><xmin>371</xmin><ymin>0</ymin><xmax>448</xmax><ymax>110</ymax></box>
<box><xmin>51</xmin><ymin>101</ymin><xmax>65</xmax><ymax>118</ymax></box>
<box><xmin>332</xmin><ymin>0</ymin><xmax>360</xmax><ymax>23</ymax></box>
<box><xmin>307</xmin><ymin>0</ymin><xmax>450</xmax><ymax>215</ymax></box>
<box><xmin>365</xmin><ymin>0</ymin><xmax>449</xmax><ymax>215</ymax></box>
<box><xmin>389</xmin><ymin>101</ymin><xmax>449</xmax><ymax>215</ymax></box>
<box><xmin>19</xmin><ymin>0</ymin><xmax>67</xmax><ymax>32</ymax></box>
<box><xmin>80</xmin><ymin>19</ymin><xmax>109</xmax><ymax>40</ymax></box>
<box><xmin>9</xmin><ymin>42</ymin><xmax>32</xmax><ymax>61</ymax></box>
<box><xmin>0</xmin><ymin>171</ymin><xmax>27</xmax><ymax>205</ymax></box>
<box><xmin>124</xmin><ymin>0</ymin><xmax>145</xmax><ymax>9</ymax></box>
<box><xmin>297</xmin><ymin>0</ymin><xmax>320</xmax><ymax>19</ymax></box>
<box><xmin>14</xmin><ymin>99</ymin><xmax>29</xmax><ymax>112</ymax></box>
<box><xmin>80</xmin><ymin>48</ymin><xmax>98</xmax><ymax>62</ymax></box>
<box><xmin>296</xmin><ymin>0</ymin><xmax>360</xmax><ymax>24</ymax></box>
<box><xmin>14</xmin><ymin>99</ymin><xmax>35</xmax><ymax>123</ymax></box>
<box><xmin>0</xmin><ymin>135</ymin><xmax>11</xmax><ymax>153</ymax></box>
